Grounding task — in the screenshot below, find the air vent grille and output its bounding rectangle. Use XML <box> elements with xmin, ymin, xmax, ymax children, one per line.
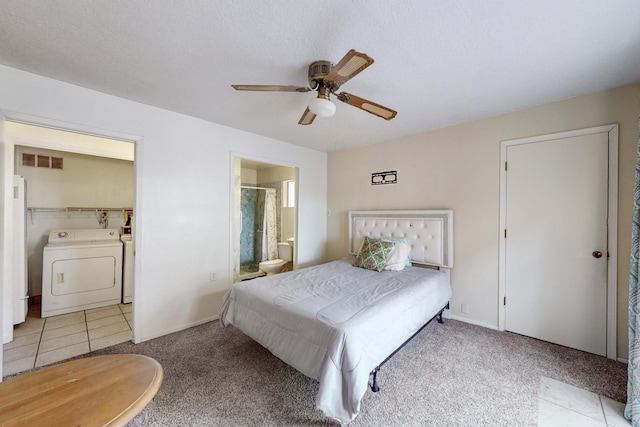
<box><xmin>22</xmin><ymin>152</ymin><xmax>63</xmax><ymax>170</ymax></box>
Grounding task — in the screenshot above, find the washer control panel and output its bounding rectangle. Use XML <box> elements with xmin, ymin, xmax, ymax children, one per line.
<box><xmin>48</xmin><ymin>229</ymin><xmax>120</xmax><ymax>243</ymax></box>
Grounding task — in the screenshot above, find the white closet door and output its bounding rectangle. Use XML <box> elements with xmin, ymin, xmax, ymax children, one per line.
<box><xmin>504</xmin><ymin>131</ymin><xmax>608</xmax><ymax>356</ymax></box>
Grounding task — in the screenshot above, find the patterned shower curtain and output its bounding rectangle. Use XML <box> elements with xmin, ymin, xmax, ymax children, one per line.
<box><xmin>261</xmin><ymin>188</ymin><xmax>278</xmax><ymax>261</ymax></box>
<box><xmin>627</xmin><ymin>116</ymin><xmax>640</xmax><ymax>426</ymax></box>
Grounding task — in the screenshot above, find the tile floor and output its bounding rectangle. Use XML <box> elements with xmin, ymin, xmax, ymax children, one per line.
<box><xmin>3</xmin><ymin>303</ymin><xmax>132</xmax><ymax>377</ymax></box>
<box><xmin>538</xmin><ymin>376</ymin><xmax>630</xmax><ymax>427</ymax></box>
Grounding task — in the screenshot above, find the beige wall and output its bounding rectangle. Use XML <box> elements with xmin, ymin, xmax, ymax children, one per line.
<box><xmin>327</xmin><ymin>82</ymin><xmax>640</xmax><ymax>360</ymax></box>
<box><xmin>14</xmin><ymin>146</ymin><xmax>134</xmax><ymax>296</ymax></box>
<box><xmin>257</xmin><ymin>166</ymin><xmax>296</xmax><ymax>242</ymax></box>
<box><xmin>15</xmin><ymin>146</ymin><xmax>134</xmax><ymax>208</ymax></box>
<box><xmin>240</xmin><ymin>167</ymin><xmax>258</xmax><ymax>184</ymax></box>
<box><xmin>257</xmin><ymin>165</ymin><xmax>295</xmax><ymax>183</ymax></box>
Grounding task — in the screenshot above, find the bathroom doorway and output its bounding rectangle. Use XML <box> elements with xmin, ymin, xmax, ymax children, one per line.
<box><xmin>232</xmin><ymin>157</ymin><xmax>297</xmax><ymax>283</ymax></box>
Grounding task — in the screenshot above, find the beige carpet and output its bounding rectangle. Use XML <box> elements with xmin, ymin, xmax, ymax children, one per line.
<box><xmin>74</xmin><ymin>319</ymin><xmax>625</xmax><ymax>426</ymax></box>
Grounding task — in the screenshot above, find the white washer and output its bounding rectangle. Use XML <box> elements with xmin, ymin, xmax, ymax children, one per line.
<box><xmin>42</xmin><ymin>229</ymin><xmax>123</xmax><ymax>318</ymax></box>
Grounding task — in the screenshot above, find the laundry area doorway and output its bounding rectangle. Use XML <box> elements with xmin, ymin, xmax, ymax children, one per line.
<box><xmin>232</xmin><ymin>157</ymin><xmax>298</xmax><ymax>283</ymax></box>
<box><xmin>3</xmin><ymin>120</ymin><xmax>137</xmax><ymax>375</ymax></box>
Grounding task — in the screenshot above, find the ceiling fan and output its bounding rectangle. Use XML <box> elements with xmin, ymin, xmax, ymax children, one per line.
<box><xmin>231</xmin><ymin>49</ymin><xmax>397</xmax><ymax>125</ymax></box>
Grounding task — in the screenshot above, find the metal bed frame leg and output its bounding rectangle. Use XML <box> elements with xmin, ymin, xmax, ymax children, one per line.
<box><xmin>371</xmin><ymin>367</ymin><xmax>380</xmax><ymax>392</ymax></box>
<box><xmin>368</xmin><ymin>302</ymin><xmax>450</xmax><ymax>393</ymax></box>
<box><xmin>437</xmin><ymin>302</ymin><xmax>450</xmax><ymax>324</ymax></box>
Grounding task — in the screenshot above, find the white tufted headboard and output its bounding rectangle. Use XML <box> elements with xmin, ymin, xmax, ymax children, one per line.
<box><xmin>349</xmin><ymin>210</ymin><xmax>454</xmax><ymax>268</ymax></box>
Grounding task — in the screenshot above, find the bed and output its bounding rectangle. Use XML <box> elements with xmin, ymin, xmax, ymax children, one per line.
<box><xmin>220</xmin><ymin>210</ymin><xmax>453</xmax><ymax>424</ymax></box>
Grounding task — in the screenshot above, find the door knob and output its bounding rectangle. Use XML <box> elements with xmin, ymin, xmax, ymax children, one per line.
<box><xmin>592</xmin><ymin>251</ymin><xmax>603</xmax><ymax>259</ymax></box>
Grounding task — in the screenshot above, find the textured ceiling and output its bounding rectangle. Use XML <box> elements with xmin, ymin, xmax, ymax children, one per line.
<box><xmin>1</xmin><ymin>1</ymin><xmax>639</xmax><ymax>152</ymax></box>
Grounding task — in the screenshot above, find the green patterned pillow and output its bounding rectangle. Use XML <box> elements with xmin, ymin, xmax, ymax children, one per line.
<box><xmin>353</xmin><ymin>236</ymin><xmax>395</xmax><ymax>272</ymax></box>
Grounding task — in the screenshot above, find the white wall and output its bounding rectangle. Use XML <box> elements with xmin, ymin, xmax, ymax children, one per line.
<box><xmin>327</xmin><ymin>82</ymin><xmax>640</xmax><ymax>360</ymax></box>
<box><xmin>0</xmin><ymin>65</ymin><xmax>327</xmax><ymax>352</ymax></box>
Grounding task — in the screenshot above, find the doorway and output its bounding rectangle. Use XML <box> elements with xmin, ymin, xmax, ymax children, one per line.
<box><xmin>3</xmin><ymin>120</ymin><xmax>137</xmax><ymax>375</ymax></box>
<box><xmin>232</xmin><ymin>157</ymin><xmax>297</xmax><ymax>283</ymax></box>
<box><xmin>498</xmin><ymin>124</ymin><xmax>618</xmax><ymax>358</ymax></box>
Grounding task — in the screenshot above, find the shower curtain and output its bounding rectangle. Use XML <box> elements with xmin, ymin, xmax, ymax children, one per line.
<box><xmin>627</xmin><ymin>115</ymin><xmax>640</xmax><ymax>426</ymax></box>
<box><xmin>262</xmin><ymin>188</ymin><xmax>278</xmax><ymax>261</ymax></box>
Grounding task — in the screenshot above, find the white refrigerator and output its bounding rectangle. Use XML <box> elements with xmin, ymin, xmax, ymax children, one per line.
<box><xmin>13</xmin><ymin>175</ymin><xmax>28</xmax><ymax>324</ymax></box>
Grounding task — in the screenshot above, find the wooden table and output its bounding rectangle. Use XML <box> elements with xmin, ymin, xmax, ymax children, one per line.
<box><xmin>0</xmin><ymin>354</ymin><xmax>163</xmax><ymax>426</ymax></box>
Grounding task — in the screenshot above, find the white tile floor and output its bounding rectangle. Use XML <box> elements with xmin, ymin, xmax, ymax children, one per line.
<box><xmin>538</xmin><ymin>377</ymin><xmax>630</xmax><ymax>427</ymax></box>
<box><xmin>3</xmin><ymin>303</ymin><xmax>132</xmax><ymax>377</ymax></box>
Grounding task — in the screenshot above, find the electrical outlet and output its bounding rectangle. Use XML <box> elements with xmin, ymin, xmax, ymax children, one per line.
<box><xmin>210</xmin><ymin>272</ymin><xmax>217</xmax><ymax>281</ymax></box>
<box><xmin>461</xmin><ymin>303</ymin><xmax>469</xmax><ymax>314</ymax></box>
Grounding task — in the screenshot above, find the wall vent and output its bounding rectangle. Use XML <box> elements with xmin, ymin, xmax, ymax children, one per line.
<box><xmin>37</xmin><ymin>155</ymin><xmax>50</xmax><ymax>168</ymax></box>
<box><xmin>51</xmin><ymin>157</ymin><xmax>63</xmax><ymax>169</ymax></box>
<box><xmin>21</xmin><ymin>153</ymin><xmax>63</xmax><ymax>170</ymax></box>
<box><xmin>22</xmin><ymin>153</ymin><xmax>35</xmax><ymax>167</ymax></box>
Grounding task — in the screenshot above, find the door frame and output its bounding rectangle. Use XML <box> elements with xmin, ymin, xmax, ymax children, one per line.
<box><xmin>498</xmin><ymin>124</ymin><xmax>618</xmax><ymax>359</ymax></box>
<box><xmin>228</xmin><ymin>153</ymin><xmax>299</xmax><ymax>284</ymax></box>
<box><xmin>0</xmin><ymin>111</ymin><xmax>141</xmax><ymax>348</ymax></box>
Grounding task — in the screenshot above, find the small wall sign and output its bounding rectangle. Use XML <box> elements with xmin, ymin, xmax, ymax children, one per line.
<box><xmin>371</xmin><ymin>170</ymin><xmax>397</xmax><ymax>185</ymax></box>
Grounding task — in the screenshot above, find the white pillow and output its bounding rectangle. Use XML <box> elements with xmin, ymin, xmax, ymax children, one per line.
<box><xmin>383</xmin><ymin>241</ymin><xmax>412</xmax><ymax>271</ymax></box>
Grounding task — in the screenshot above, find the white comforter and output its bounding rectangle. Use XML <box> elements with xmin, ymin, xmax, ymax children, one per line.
<box><xmin>219</xmin><ymin>257</ymin><xmax>452</xmax><ymax>424</ymax></box>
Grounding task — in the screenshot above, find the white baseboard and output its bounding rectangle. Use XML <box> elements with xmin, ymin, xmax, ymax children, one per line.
<box><xmin>449</xmin><ymin>314</ymin><xmax>630</xmax><ymax>364</ymax></box>
<box><xmin>134</xmin><ymin>316</ymin><xmax>217</xmax><ymax>343</ymax></box>
<box><xmin>450</xmin><ymin>314</ymin><xmax>499</xmax><ymax>331</ymax></box>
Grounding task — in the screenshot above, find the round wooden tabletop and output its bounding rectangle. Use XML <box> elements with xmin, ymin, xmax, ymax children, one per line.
<box><xmin>0</xmin><ymin>354</ymin><xmax>163</xmax><ymax>426</ymax></box>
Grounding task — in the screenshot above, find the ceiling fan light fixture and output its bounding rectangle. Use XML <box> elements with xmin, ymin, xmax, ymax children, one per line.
<box><xmin>308</xmin><ymin>97</ymin><xmax>336</xmax><ymax>117</ymax></box>
<box><xmin>232</xmin><ymin>49</ymin><xmax>397</xmax><ymax>125</ymax></box>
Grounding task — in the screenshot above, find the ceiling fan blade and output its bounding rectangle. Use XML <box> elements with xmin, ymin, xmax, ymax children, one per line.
<box><xmin>323</xmin><ymin>49</ymin><xmax>374</xmax><ymax>88</ymax></box>
<box><xmin>337</xmin><ymin>92</ymin><xmax>398</xmax><ymax>120</ymax></box>
<box><xmin>298</xmin><ymin>107</ymin><xmax>316</xmax><ymax>125</ymax></box>
<box><xmin>231</xmin><ymin>84</ymin><xmax>311</xmax><ymax>92</ymax></box>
